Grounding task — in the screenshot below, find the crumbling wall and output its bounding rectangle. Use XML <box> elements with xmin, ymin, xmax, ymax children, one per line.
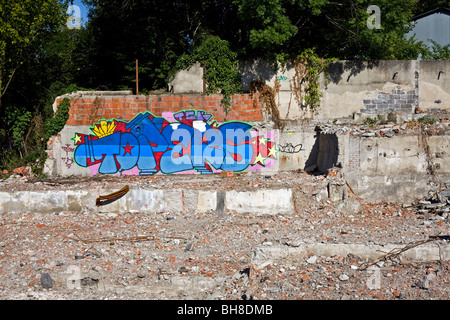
<box><xmin>46</xmin><ymin>60</ymin><xmax>450</xmax><ymax>205</ymax></box>
<box><xmin>44</xmin><ymin>93</ymin><xmax>281</xmax><ymax>177</ymax></box>
<box><xmin>239</xmin><ymin>60</ymin><xmax>449</xmax><ymax>121</ymax></box>
<box><xmin>58</xmin><ymin>91</ymin><xmax>264</xmax><ymax>126</ymax></box>
<box><xmin>344</xmin><ymin>132</ymin><xmax>450</xmax><ymax>203</ymax></box>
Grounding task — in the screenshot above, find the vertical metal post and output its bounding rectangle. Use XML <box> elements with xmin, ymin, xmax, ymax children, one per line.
<box><xmin>136</xmin><ymin>59</ymin><xmax>139</xmax><ymax>95</ymax></box>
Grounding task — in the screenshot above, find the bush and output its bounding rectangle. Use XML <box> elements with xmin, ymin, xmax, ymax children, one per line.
<box><xmin>5</xmin><ymin>105</ymin><xmax>33</xmax><ymax>152</ymax></box>
<box><xmin>44</xmin><ymin>98</ymin><xmax>70</xmax><ymax>140</ymax></box>
<box><xmin>171</xmin><ymin>34</ymin><xmax>242</xmax><ymax>112</ymax></box>
<box><xmin>1</xmin><ymin>92</ymin><xmax>72</xmax><ymax>174</ymax></box>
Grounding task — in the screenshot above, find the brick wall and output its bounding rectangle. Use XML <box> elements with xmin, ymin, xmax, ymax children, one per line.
<box><xmin>361</xmin><ymin>86</ymin><xmax>418</xmax><ymax>115</ymax></box>
<box><xmin>56</xmin><ymin>93</ymin><xmax>264</xmax><ymax>126</ymax></box>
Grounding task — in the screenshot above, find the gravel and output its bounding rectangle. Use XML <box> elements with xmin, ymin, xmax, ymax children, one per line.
<box><xmin>0</xmin><ymin>171</ymin><xmax>449</xmax><ymax>300</ymax></box>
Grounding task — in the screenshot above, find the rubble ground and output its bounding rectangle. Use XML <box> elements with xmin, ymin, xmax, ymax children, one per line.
<box><xmin>0</xmin><ymin>171</ymin><xmax>449</xmax><ymax>300</ymax></box>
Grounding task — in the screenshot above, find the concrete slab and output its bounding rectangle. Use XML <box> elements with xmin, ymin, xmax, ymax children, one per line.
<box><xmin>225</xmin><ymin>189</ymin><xmax>293</xmax><ymax>215</ymax></box>
<box><xmin>163</xmin><ymin>189</ymin><xmax>183</xmax><ymax>213</ymax></box>
<box><xmin>197</xmin><ymin>191</ymin><xmax>217</xmax><ymax>212</ymax></box>
<box><xmin>0</xmin><ymin>188</ymin><xmax>295</xmax><ymax>215</ymax></box>
<box><xmin>252</xmin><ymin>242</ymin><xmax>450</xmax><ymax>266</ymax></box>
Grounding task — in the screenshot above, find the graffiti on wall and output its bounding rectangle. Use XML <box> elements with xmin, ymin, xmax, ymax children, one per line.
<box><xmin>278</xmin><ymin>143</ymin><xmax>303</xmax><ymax>154</ymax></box>
<box><xmin>61</xmin><ymin>144</ymin><xmax>75</xmax><ymax>169</ymax></box>
<box><xmin>71</xmin><ymin>110</ymin><xmax>278</xmax><ymax>175</ymax></box>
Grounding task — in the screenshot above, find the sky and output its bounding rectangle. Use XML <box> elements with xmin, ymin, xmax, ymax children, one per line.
<box><xmin>69</xmin><ymin>0</ymin><xmax>90</xmax><ymax>25</ymax></box>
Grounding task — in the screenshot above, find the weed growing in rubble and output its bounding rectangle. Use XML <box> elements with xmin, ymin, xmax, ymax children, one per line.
<box><xmin>363</xmin><ymin>117</ymin><xmax>378</xmax><ymax>126</ymax></box>
<box><xmin>418</xmin><ymin>116</ymin><xmax>435</xmax><ymax>125</ymax></box>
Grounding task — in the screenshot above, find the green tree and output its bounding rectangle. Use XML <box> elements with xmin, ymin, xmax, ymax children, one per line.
<box><xmin>421</xmin><ymin>40</ymin><xmax>450</xmax><ymax>60</ymax></box>
<box><xmin>81</xmin><ymin>0</ymin><xmax>205</xmax><ymax>91</ymax></box>
<box><xmin>0</xmin><ymin>0</ymin><xmax>87</xmax><ymax>171</ymax></box>
<box><xmin>0</xmin><ymin>0</ymin><xmax>69</xmax><ymax>108</ymax></box>
<box><xmin>174</xmin><ymin>34</ymin><xmax>242</xmax><ymax>112</ymax></box>
<box><xmin>232</xmin><ymin>0</ymin><xmax>423</xmax><ymax>61</ymax></box>
<box><xmin>234</xmin><ymin>0</ymin><xmax>298</xmax><ymax>51</ymax></box>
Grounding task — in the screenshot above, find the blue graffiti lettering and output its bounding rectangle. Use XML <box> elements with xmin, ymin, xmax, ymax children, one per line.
<box><xmin>72</xmin><ymin>110</ymin><xmax>276</xmax><ymax>175</ymax></box>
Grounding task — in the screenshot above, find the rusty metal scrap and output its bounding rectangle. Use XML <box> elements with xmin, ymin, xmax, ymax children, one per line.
<box><xmin>96</xmin><ymin>185</ymin><xmax>129</xmax><ymax>206</ymax></box>
<box><xmin>358</xmin><ymin>238</ymin><xmax>440</xmax><ymax>271</ymax></box>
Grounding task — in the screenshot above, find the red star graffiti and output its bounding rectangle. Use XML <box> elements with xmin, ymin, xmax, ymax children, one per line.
<box><xmin>122</xmin><ymin>142</ymin><xmax>134</xmax><ymax>155</ymax></box>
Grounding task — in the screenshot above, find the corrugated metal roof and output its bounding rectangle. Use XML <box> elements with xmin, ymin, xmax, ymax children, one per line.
<box><xmin>412</xmin><ymin>7</ymin><xmax>450</xmax><ymax>21</ymax></box>
<box><xmin>407</xmin><ymin>8</ymin><xmax>450</xmax><ymax>47</ymax></box>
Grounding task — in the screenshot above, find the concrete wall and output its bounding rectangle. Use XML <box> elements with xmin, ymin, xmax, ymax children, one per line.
<box><xmin>239</xmin><ymin>60</ymin><xmax>449</xmax><ymax>121</ymax></box>
<box><xmin>60</xmin><ymin>59</ymin><xmax>449</xmax><ymax>126</ymax></box>
<box><xmin>0</xmin><ymin>187</ymin><xmax>295</xmax><ymax>215</ymax></box>
<box><xmin>418</xmin><ymin>60</ymin><xmax>450</xmax><ymax>111</ymax></box>
<box><xmin>344</xmin><ymin>133</ymin><xmax>450</xmax><ymax>203</ymax></box>
<box><xmin>45</xmin><ymin>60</ymin><xmax>450</xmax><ymax>204</ymax></box>
<box><xmin>320</xmin><ymin>60</ymin><xmax>418</xmax><ymax>121</ymax></box>
<box><xmin>274</xmin><ymin>121</ymin><xmax>317</xmax><ymax>172</ymax></box>
<box><xmin>168</xmin><ymin>62</ymin><xmax>204</xmax><ymax>94</ymax></box>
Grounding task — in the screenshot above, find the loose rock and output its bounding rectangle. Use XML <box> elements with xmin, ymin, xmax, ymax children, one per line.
<box><xmin>40</xmin><ymin>273</ymin><xmax>53</xmax><ymax>289</ymax></box>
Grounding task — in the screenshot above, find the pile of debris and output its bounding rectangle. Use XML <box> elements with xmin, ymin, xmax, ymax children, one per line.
<box><xmin>316</xmin><ymin>122</ymin><xmax>411</xmax><ymax>138</ymax></box>
<box><xmin>415</xmin><ymin>188</ymin><xmax>450</xmax><ymax>220</ymax></box>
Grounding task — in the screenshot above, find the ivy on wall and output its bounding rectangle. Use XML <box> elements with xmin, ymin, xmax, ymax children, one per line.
<box><xmin>290</xmin><ymin>48</ymin><xmax>336</xmax><ymax>115</ymax></box>
<box><xmin>0</xmin><ymin>97</ymin><xmax>71</xmax><ymax>176</ymax></box>
<box><xmin>250</xmin><ymin>78</ymin><xmax>284</xmax><ymax>130</ymax></box>
<box><xmin>250</xmin><ymin>48</ymin><xmax>335</xmax><ymax>129</ymax></box>
<box><xmin>45</xmin><ymin>98</ymin><xmax>70</xmax><ymax>140</ymax></box>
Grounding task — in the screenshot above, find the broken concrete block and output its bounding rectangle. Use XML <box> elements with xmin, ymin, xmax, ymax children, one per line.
<box><xmin>225</xmin><ymin>189</ymin><xmax>294</xmax><ymax>215</ymax></box>
<box><xmin>328</xmin><ymin>180</ymin><xmax>347</xmax><ymax>203</ymax></box>
<box><xmin>384</xmin><ymin>130</ymin><xmax>395</xmax><ymax>138</ymax></box>
<box><xmin>197</xmin><ymin>191</ymin><xmax>217</xmax><ymax>212</ymax></box>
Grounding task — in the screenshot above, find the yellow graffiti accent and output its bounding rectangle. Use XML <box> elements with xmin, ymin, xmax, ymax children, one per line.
<box><xmin>268</xmin><ymin>146</ymin><xmax>278</xmax><ymax>158</ymax></box>
<box><xmin>254</xmin><ymin>153</ymin><xmax>265</xmax><ymax>165</ymax></box>
<box><xmin>72</xmin><ymin>133</ymin><xmax>82</xmax><ymax>144</ymax></box>
<box><xmin>92</xmin><ymin>120</ymin><xmax>117</xmax><ymax>138</ymax></box>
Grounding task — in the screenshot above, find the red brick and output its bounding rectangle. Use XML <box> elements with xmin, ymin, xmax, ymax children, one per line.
<box><xmin>66</xmin><ymin>119</ymin><xmax>78</xmax><ymax>126</ymax></box>
<box><xmin>193</xmin><ymin>101</ymin><xmax>205</xmax><ymax>107</ymax></box>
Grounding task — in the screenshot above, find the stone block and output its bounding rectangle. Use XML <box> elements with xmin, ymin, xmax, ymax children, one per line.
<box><xmin>225</xmin><ymin>189</ymin><xmax>293</xmax><ymax>215</ymax></box>
<box><xmin>197</xmin><ymin>191</ymin><xmax>217</xmax><ymax>212</ymax></box>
